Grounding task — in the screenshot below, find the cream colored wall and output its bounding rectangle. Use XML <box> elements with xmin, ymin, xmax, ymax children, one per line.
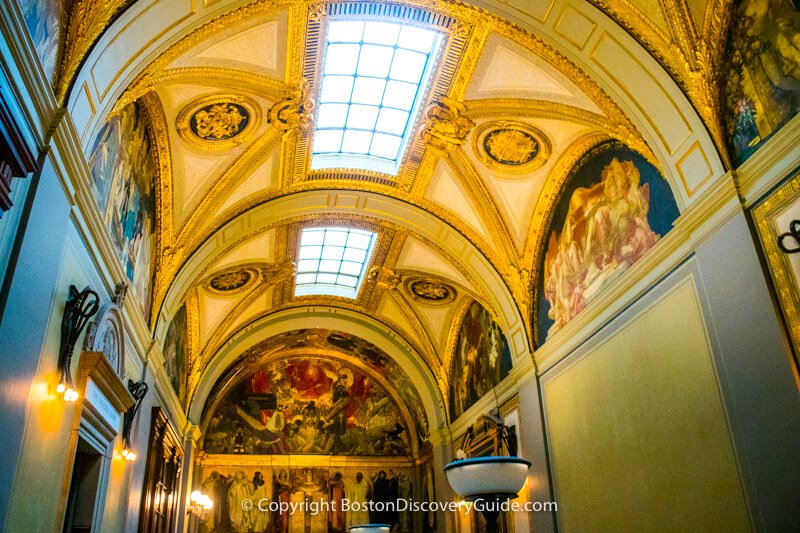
<box><xmin>542</xmin><ymin>274</ymin><xmax>751</xmax><ymax>531</ymax></box>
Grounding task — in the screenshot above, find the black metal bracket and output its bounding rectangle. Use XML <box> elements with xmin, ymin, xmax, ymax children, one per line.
<box><xmin>122</xmin><ymin>379</ymin><xmax>148</xmax><ymax>450</ymax></box>
<box><xmin>58</xmin><ymin>286</ymin><xmax>99</xmax><ymax>393</ymax></box>
<box><xmin>778</xmin><ymin>220</ymin><xmax>800</xmax><ymax>254</ymax></box>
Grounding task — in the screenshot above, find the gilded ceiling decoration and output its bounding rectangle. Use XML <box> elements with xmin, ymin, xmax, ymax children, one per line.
<box><xmin>67</xmin><ymin>0</ymin><xmax>740</xmax><ymax>419</ymax></box>
<box><xmin>176</xmin><ymin>94</ymin><xmax>259</xmax><ymax>149</ymax></box>
<box><xmin>207</xmin><ymin>268</ymin><xmax>256</xmax><ymax>293</ymax></box>
<box><xmin>473</xmin><ymin>120</ymin><xmax>550</xmax><ymax>174</ymax></box>
<box><xmin>405</xmin><ymin>277</ymin><xmax>457</xmax><ymax>305</ymax></box>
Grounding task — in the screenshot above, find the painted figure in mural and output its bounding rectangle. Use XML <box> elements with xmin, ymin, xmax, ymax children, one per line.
<box><xmin>370</xmin><ymin>470</ymin><xmax>399</xmax><ymax>528</ymax></box>
<box><xmin>543</xmin><ymin>158</ymin><xmax>658</xmax><ymax>335</ymax></box>
<box><xmin>449</xmin><ymin>302</ymin><xmax>512</xmax><ymax>421</ymax></box>
<box><xmin>345</xmin><ymin>472</ymin><xmax>370</xmax><ymax>528</ymax></box>
<box><xmin>250</xmin><ymin>471</ymin><xmax>270</xmax><ymax>533</ymax></box>
<box><xmin>328</xmin><ymin>472</ymin><xmax>347</xmax><ymax>533</ymax></box>
<box><xmin>18</xmin><ymin>0</ymin><xmax>62</xmax><ymax>81</ymax></box>
<box><xmin>206</xmin><ymin>358</ymin><xmax>410</xmax><ymax>456</ymax></box>
<box><xmin>725</xmin><ymin>0</ymin><xmax>800</xmax><ymax>163</ymax></box>
<box><xmin>199</xmin><ymin>471</ymin><xmax>220</xmax><ymax>532</ymax></box>
<box><xmin>162</xmin><ymin>304</ymin><xmax>187</xmax><ymax>401</ymax></box>
<box><xmin>273</xmin><ymin>469</ymin><xmax>291</xmax><ymax>533</ymax></box>
<box><xmin>397</xmin><ymin>472</ymin><xmax>413</xmax><ymax>532</ymax></box>
<box><xmin>227</xmin><ymin>470</ymin><xmax>252</xmax><ymax>533</ymax></box>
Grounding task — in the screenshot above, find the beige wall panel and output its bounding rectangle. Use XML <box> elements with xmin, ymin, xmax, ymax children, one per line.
<box><xmin>543</xmin><ymin>277</ymin><xmax>750</xmax><ymax>532</ymax></box>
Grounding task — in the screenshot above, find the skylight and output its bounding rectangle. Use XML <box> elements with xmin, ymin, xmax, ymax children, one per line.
<box><xmin>294</xmin><ymin>227</ymin><xmax>377</xmax><ymax>298</ymax></box>
<box><xmin>311</xmin><ymin>20</ymin><xmax>442</xmax><ymax>175</ymax></box>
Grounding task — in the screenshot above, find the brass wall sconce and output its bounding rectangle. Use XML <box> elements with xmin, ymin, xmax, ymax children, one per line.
<box><xmin>57</xmin><ymin>286</ymin><xmax>99</xmax><ymax>401</ymax></box>
<box><xmin>187</xmin><ymin>491</ymin><xmax>213</xmax><ymax>518</ymax></box>
<box><xmin>121</xmin><ymin>379</ymin><xmax>148</xmax><ymax>461</ymax></box>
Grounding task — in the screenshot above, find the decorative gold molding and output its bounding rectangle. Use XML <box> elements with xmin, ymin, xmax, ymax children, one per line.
<box><xmin>56</xmin><ymin>0</ymin><xmax>132</xmax><ymax>103</ymax></box>
<box><xmin>752</xmin><ymin>172</ymin><xmax>800</xmax><ymax>355</ymax></box>
<box><xmin>420</xmin><ymin>97</ymin><xmax>475</xmax><ymax>154</ymax></box>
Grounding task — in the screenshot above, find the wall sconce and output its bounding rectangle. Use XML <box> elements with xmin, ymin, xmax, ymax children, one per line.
<box><xmin>121</xmin><ymin>379</ymin><xmax>148</xmax><ymax>461</ymax></box>
<box><xmin>57</xmin><ymin>286</ymin><xmax>99</xmax><ymax>401</ymax></box>
<box><xmin>444</xmin><ymin>411</ymin><xmax>531</xmax><ymax>533</ymax></box>
<box><xmin>187</xmin><ymin>491</ymin><xmax>213</xmax><ymax>518</ymax></box>
<box><xmin>778</xmin><ymin>220</ymin><xmax>800</xmax><ymax>253</ymax></box>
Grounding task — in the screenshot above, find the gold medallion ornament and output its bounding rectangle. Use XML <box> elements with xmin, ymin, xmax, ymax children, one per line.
<box><xmin>207</xmin><ymin>268</ymin><xmax>256</xmax><ymax>293</ymax></box>
<box><xmin>177</xmin><ymin>94</ymin><xmax>261</xmax><ymax>149</ymax></box>
<box><xmin>405</xmin><ymin>277</ymin><xmax>457</xmax><ymax>305</ymax></box>
<box><xmin>473</xmin><ymin>121</ymin><xmax>550</xmax><ymax>174</ymax></box>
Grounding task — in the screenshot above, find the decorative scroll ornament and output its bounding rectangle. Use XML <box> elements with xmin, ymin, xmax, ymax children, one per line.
<box><xmin>778</xmin><ymin>220</ymin><xmax>800</xmax><ymax>254</ymax></box>
<box><xmin>268</xmin><ymin>81</ymin><xmax>315</xmax><ymax>133</ymax></box>
<box><xmin>420</xmin><ymin>97</ymin><xmax>474</xmax><ymax>153</ymax></box>
<box><xmin>368</xmin><ymin>267</ymin><xmax>401</xmax><ymax>291</ymax></box>
<box><xmin>261</xmin><ymin>261</ymin><xmax>297</xmax><ymax>284</ymax></box>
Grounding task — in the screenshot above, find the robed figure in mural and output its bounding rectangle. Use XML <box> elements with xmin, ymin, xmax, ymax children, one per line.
<box><xmin>370</xmin><ymin>470</ymin><xmax>399</xmax><ymax>527</ymax></box>
<box><xmin>328</xmin><ymin>472</ymin><xmax>347</xmax><ymax>532</ymax></box>
<box><xmin>273</xmin><ymin>469</ymin><xmax>291</xmax><ymax>533</ymax></box>
<box><xmin>250</xmin><ymin>471</ymin><xmax>270</xmax><ymax>533</ymax></box>
<box><xmin>345</xmin><ymin>472</ymin><xmax>370</xmax><ymax>528</ymax></box>
<box><xmin>227</xmin><ymin>470</ymin><xmax>252</xmax><ymax>533</ymax></box>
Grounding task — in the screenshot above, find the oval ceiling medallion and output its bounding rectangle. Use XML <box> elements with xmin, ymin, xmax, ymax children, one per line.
<box><xmin>405</xmin><ymin>277</ymin><xmax>457</xmax><ymax>305</ymax></box>
<box><xmin>473</xmin><ymin>121</ymin><xmax>550</xmax><ymax>174</ymax></box>
<box><xmin>176</xmin><ymin>94</ymin><xmax>260</xmax><ymax>149</ymax></box>
<box><xmin>207</xmin><ymin>268</ymin><xmax>255</xmax><ymax>293</ymax></box>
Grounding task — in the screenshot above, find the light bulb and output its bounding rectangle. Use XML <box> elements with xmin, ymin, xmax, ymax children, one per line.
<box><xmin>64</xmin><ymin>388</ymin><xmax>79</xmax><ymax>402</ymax></box>
<box><xmin>56</xmin><ymin>382</ymin><xmax>66</xmax><ymax>394</ymax></box>
<box><xmin>121</xmin><ymin>449</ymin><xmax>129</xmax><ymax>458</ymax></box>
<box><xmin>190</xmin><ymin>491</ymin><xmax>201</xmax><ymax>503</ymax></box>
<box><xmin>126</xmin><ymin>452</ymin><xmax>136</xmax><ymax>462</ymax></box>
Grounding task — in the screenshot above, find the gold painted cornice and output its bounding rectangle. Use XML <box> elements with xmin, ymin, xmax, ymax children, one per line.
<box><xmin>56</xmin><ymin>0</ymin><xmax>133</xmax><ymax>103</ymax></box>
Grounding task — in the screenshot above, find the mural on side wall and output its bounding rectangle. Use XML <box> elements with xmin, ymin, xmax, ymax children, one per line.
<box><xmin>88</xmin><ymin>100</ymin><xmax>157</xmax><ymax>323</ymax></box>
<box><xmin>18</xmin><ymin>0</ymin><xmax>62</xmax><ymax>84</ymax></box>
<box><xmin>449</xmin><ymin>301</ymin><xmax>512</xmax><ymax>422</ymax></box>
<box><xmin>535</xmin><ymin>141</ymin><xmax>679</xmax><ymax>346</ymax></box>
<box><xmin>724</xmin><ymin>0</ymin><xmax>800</xmax><ymax>165</ymax></box>
<box><xmin>196</xmin><ymin>464</ymin><xmax>417</xmax><ymax>533</ymax></box>
<box><xmin>163</xmin><ymin>303</ymin><xmax>188</xmax><ymax>401</ymax></box>
<box><xmin>204</xmin><ymin>357</ymin><xmax>411</xmax><ymax>457</ymax></box>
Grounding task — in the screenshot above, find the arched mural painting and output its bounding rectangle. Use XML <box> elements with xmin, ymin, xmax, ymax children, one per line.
<box><xmin>448</xmin><ymin>301</ymin><xmax>512</xmax><ymax>423</ymax></box>
<box><xmin>535</xmin><ymin>141</ymin><xmax>680</xmax><ymax>347</ymax></box>
<box><xmin>724</xmin><ymin>0</ymin><xmax>800</xmax><ymax>165</ymax></box>
<box><xmin>203</xmin><ymin>357</ymin><xmax>411</xmax><ymax>456</ymax></box>
<box><xmin>88</xmin><ymin>100</ymin><xmax>157</xmax><ymax>322</ymax></box>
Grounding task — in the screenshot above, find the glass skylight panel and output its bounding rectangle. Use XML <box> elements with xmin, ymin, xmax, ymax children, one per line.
<box><xmin>311</xmin><ymin>20</ymin><xmax>442</xmax><ymax>175</ymax></box>
<box><xmin>294</xmin><ymin>227</ymin><xmax>377</xmax><ymax>298</ymax></box>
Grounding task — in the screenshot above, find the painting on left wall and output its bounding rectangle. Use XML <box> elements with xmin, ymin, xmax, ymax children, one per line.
<box><xmin>163</xmin><ymin>303</ymin><xmax>188</xmax><ymax>401</ymax></box>
<box><xmin>88</xmin><ymin>100</ymin><xmax>157</xmax><ymax>323</ymax></box>
<box><xmin>18</xmin><ymin>0</ymin><xmax>63</xmax><ymax>84</ymax></box>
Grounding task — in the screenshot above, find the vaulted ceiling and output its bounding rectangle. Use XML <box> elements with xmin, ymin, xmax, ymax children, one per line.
<box><xmin>55</xmin><ymin>0</ymin><xmax>732</xmax><ymax>430</ymax></box>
